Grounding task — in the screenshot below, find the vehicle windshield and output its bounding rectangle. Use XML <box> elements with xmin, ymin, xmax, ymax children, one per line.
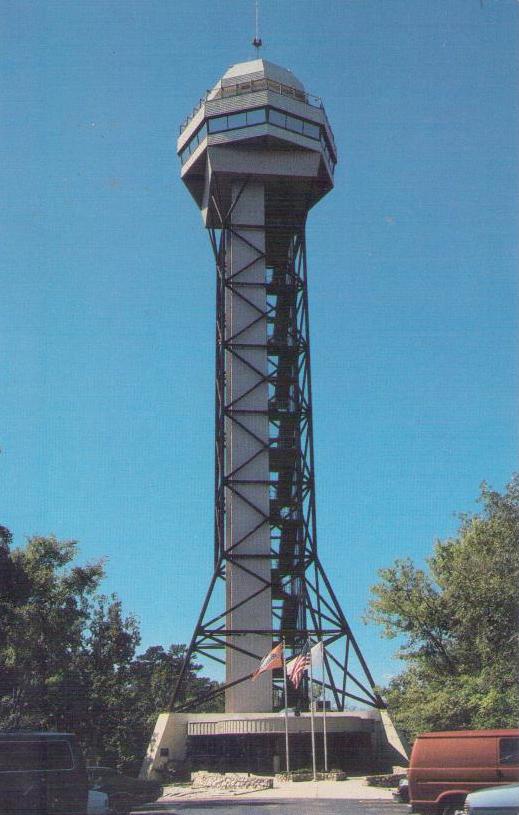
<box><xmin>0</xmin><ymin>741</ymin><xmax>74</xmax><ymax>772</ymax></box>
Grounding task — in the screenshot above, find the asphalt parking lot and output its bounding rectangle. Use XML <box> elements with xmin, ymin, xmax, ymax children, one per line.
<box><xmin>131</xmin><ymin>798</ymin><xmax>409</xmax><ymax>814</ymax></box>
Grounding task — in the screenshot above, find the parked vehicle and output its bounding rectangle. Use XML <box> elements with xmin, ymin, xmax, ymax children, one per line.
<box><xmin>87</xmin><ymin>766</ymin><xmax>162</xmax><ymax>814</ymax></box>
<box><xmin>0</xmin><ymin>731</ymin><xmax>89</xmax><ymax>814</ymax></box>
<box><xmin>392</xmin><ymin>776</ymin><xmax>409</xmax><ymax>803</ymax></box>
<box><xmin>408</xmin><ymin>728</ymin><xmax>519</xmax><ymax>815</ymax></box>
<box><xmin>458</xmin><ymin>782</ymin><xmax>519</xmax><ymax>814</ymax></box>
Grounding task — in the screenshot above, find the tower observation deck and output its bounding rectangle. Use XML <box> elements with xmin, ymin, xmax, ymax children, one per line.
<box><xmin>168</xmin><ymin>59</ymin><xmax>383</xmax><ymax>717</ymax></box>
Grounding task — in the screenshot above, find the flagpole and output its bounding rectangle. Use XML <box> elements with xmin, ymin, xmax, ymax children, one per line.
<box><xmin>308</xmin><ymin>647</ymin><xmax>317</xmax><ymax>782</ymax></box>
<box><xmin>282</xmin><ymin>637</ymin><xmax>290</xmax><ymax>774</ymax></box>
<box><xmin>322</xmin><ymin>644</ymin><xmax>328</xmax><ymax>773</ymax></box>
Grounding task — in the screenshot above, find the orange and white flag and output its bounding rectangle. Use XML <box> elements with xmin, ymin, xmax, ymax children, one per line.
<box><xmin>251</xmin><ymin>642</ymin><xmax>284</xmax><ymax>680</ymax></box>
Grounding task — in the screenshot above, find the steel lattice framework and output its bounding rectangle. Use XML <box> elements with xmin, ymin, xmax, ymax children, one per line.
<box><xmin>168</xmin><ymin>177</ymin><xmax>385</xmax><ymax>714</ymax></box>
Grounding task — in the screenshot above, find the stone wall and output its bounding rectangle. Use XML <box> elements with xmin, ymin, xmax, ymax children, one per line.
<box><xmin>191</xmin><ymin>771</ymin><xmax>274</xmax><ymax>791</ymax></box>
<box><xmin>276</xmin><ymin>771</ymin><xmax>347</xmax><ymax>782</ymax></box>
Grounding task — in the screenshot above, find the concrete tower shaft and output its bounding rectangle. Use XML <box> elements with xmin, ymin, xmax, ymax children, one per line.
<box><xmin>178</xmin><ymin>60</ymin><xmax>337</xmax><ymax>713</ymax></box>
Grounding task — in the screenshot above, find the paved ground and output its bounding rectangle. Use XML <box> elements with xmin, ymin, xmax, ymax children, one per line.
<box><xmin>159</xmin><ymin>776</ymin><xmax>396</xmax><ymax>801</ymax></box>
<box><xmin>130</xmin><ymin>777</ymin><xmax>406</xmax><ymax>814</ymax></box>
<box><xmin>131</xmin><ymin>799</ymin><xmax>407</xmax><ymax>814</ymax></box>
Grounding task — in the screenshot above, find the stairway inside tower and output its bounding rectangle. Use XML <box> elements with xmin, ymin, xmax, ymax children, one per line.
<box><xmin>267</xmin><ymin>260</ymin><xmax>306</xmax><ymax>658</ymax></box>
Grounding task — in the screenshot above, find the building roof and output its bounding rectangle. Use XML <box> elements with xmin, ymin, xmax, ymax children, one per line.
<box><xmin>419</xmin><ymin>729</ymin><xmax>519</xmax><ymax>738</ymax></box>
<box><xmin>212</xmin><ymin>58</ymin><xmax>305</xmax><ymax>94</ymax></box>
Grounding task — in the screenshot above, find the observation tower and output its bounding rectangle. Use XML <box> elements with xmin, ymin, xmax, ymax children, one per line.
<box><xmin>142</xmin><ymin>58</ymin><xmax>407</xmax><ymax>776</ymax></box>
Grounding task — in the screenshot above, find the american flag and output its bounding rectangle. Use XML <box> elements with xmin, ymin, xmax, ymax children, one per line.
<box><xmin>286</xmin><ymin>640</ymin><xmax>311</xmax><ymax>689</ymax></box>
<box><xmin>251</xmin><ymin>642</ymin><xmax>283</xmax><ymax>680</ymax></box>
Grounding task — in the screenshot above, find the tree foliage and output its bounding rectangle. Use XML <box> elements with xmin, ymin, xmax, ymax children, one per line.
<box><xmin>123</xmin><ymin>645</ymin><xmax>222</xmax><ymax>772</ymax></box>
<box><xmin>0</xmin><ymin>532</ymin><xmax>222</xmax><ymax>771</ymax></box>
<box><xmin>0</xmin><ymin>534</ymin><xmax>108</xmax><ymax>733</ymax></box>
<box><xmin>365</xmin><ymin>476</ymin><xmax>519</xmax><ymax>742</ymax></box>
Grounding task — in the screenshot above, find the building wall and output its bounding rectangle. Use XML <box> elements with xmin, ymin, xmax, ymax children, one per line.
<box><xmin>140</xmin><ymin>711</ymin><xmax>397</xmax><ymax>779</ymax></box>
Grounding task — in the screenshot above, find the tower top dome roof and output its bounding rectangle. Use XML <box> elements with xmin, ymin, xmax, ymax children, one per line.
<box><xmin>210</xmin><ymin>59</ymin><xmax>305</xmax><ymax>95</ymax></box>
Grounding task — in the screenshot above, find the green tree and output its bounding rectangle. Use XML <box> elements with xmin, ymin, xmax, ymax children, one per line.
<box><xmin>365</xmin><ymin>476</ymin><xmax>519</xmax><ymax>742</ymax></box>
<box><xmin>0</xmin><ymin>532</ymin><xmax>222</xmax><ymax>771</ymax></box>
<box><xmin>79</xmin><ymin>595</ymin><xmax>141</xmax><ymax>766</ymax></box>
<box><xmin>123</xmin><ymin>645</ymin><xmax>223</xmax><ymax>773</ymax></box>
<box><xmin>0</xmin><ymin>534</ymin><xmax>105</xmax><ymax>730</ymax></box>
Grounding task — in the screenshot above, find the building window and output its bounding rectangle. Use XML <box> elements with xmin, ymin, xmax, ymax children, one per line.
<box><xmin>247</xmin><ymin>108</ymin><xmax>266</xmax><ymax>126</ymax></box>
<box><xmin>286</xmin><ymin>115</ymin><xmax>304</xmax><ymax>134</ymax></box>
<box><xmin>227</xmin><ymin>112</ymin><xmax>247</xmax><ymax>129</ymax></box>
<box><xmin>208</xmin><ymin>115</ymin><xmax>227</xmax><ymax>134</ymax></box>
<box><xmin>180</xmin><ymin>123</ymin><xmax>207</xmax><ymax>163</ymax></box>
<box><xmin>268</xmin><ymin>109</ymin><xmax>286</xmax><ymax>129</ymax></box>
<box><xmin>303</xmin><ymin>120</ymin><xmax>320</xmax><ymax>139</ymax></box>
<box><xmin>180</xmin><ymin>106</ymin><xmax>336</xmax><ymax>170</ymax></box>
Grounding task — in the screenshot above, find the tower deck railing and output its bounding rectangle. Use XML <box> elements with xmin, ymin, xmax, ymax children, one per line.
<box><xmin>179</xmin><ymin>77</ymin><xmax>327</xmax><ymax>136</ymax></box>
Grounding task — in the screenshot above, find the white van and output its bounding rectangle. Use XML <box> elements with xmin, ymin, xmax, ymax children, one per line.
<box><xmin>459</xmin><ymin>783</ymin><xmax>519</xmax><ymax>814</ymax></box>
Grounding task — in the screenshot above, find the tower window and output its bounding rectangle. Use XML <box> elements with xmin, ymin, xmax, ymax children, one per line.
<box><xmin>303</xmin><ymin>121</ymin><xmax>320</xmax><ymax>139</ymax></box>
<box><xmin>180</xmin><ymin>107</ymin><xmax>335</xmax><ymax>170</ymax></box>
<box><xmin>208</xmin><ymin>115</ymin><xmax>228</xmax><ymax>134</ymax></box>
<box><xmin>286</xmin><ymin>115</ymin><xmax>304</xmax><ymax>134</ymax></box>
<box><xmin>247</xmin><ymin>108</ymin><xmax>267</xmax><ymax>126</ymax></box>
<box><xmin>227</xmin><ymin>112</ymin><xmax>247</xmax><ymax>129</ymax></box>
<box><xmin>269</xmin><ymin>109</ymin><xmax>286</xmax><ymax>129</ymax></box>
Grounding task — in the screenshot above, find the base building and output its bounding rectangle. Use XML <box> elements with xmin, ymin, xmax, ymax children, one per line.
<box><xmin>142</xmin><ymin>710</ymin><xmax>406</xmax><ymax>777</ymax></box>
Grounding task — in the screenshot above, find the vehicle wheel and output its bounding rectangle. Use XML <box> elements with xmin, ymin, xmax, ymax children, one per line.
<box><xmin>441</xmin><ymin>805</ymin><xmax>461</xmax><ymax>815</ymax></box>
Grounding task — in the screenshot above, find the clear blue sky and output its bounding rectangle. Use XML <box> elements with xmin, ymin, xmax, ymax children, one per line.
<box><xmin>1</xmin><ymin>0</ymin><xmax>518</xmax><ymax>687</ymax></box>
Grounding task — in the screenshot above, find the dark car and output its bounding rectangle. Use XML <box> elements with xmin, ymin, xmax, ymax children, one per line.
<box><xmin>0</xmin><ymin>731</ymin><xmax>88</xmax><ymax>815</ymax></box>
<box><xmin>87</xmin><ymin>767</ymin><xmax>162</xmax><ymax>814</ymax></box>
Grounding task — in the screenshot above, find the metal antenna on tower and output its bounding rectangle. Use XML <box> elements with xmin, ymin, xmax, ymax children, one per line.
<box><xmin>252</xmin><ymin>0</ymin><xmax>262</xmax><ymax>54</ymax></box>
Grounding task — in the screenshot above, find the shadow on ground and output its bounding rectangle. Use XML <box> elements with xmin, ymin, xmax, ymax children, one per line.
<box><xmin>131</xmin><ymin>798</ymin><xmax>409</xmax><ymax>814</ymax></box>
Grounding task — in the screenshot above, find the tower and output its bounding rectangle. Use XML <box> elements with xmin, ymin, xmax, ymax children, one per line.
<box><xmin>142</xmin><ymin>58</ymin><xmax>407</xmax><ymax>776</ymax></box>
<box><xmin>173</xmin><ymin>57</ymin><xmax>382</xmax><ymax>714</ymax></box>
